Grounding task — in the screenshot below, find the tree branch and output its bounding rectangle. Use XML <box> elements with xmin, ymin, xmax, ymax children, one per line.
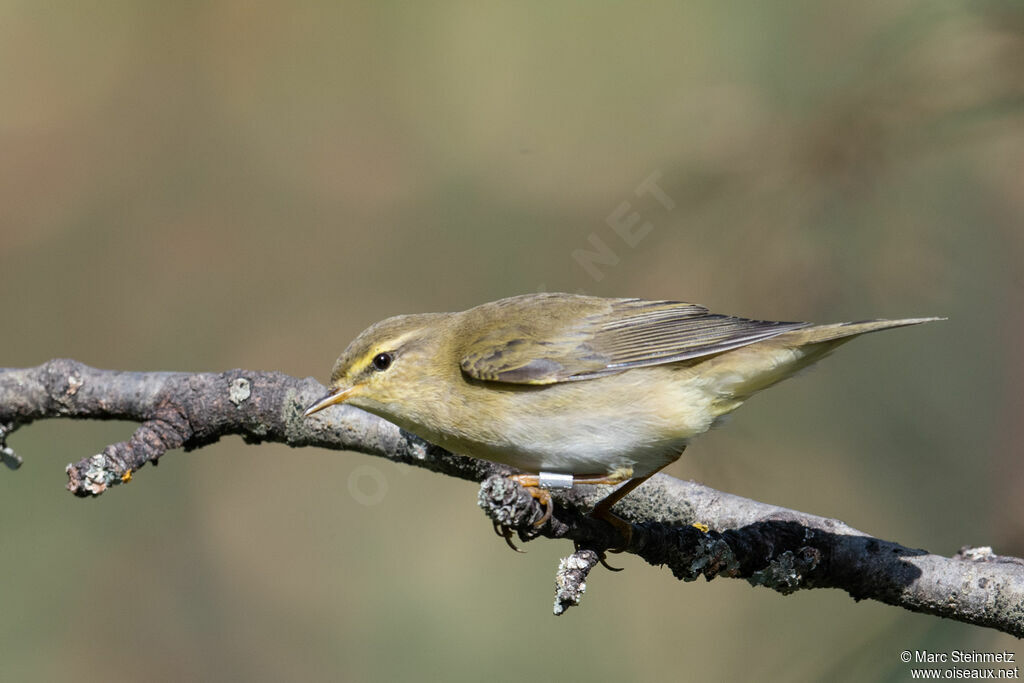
<box><xmin>1</xmin><ymin>359</ymin><xmax>1021</xmax><ymax>635</ymax></box>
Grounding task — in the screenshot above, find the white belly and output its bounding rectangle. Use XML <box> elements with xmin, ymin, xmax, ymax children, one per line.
<box><xmin>434</xmin><ymin>366</ymin><xmax>717</xmax><ymax>478</ymax></box>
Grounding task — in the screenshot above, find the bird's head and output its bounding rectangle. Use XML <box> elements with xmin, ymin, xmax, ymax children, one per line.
<box><xmin>303</xmin><ymin>312</ymin><xmax>450</xmax><ymax>419</ymax></box>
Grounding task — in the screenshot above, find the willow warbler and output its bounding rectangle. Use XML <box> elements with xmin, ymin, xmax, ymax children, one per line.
<box><xmin>304</xmin><ymin>293</ymin><xmax>939</xmax><ymax>531</ymax></box>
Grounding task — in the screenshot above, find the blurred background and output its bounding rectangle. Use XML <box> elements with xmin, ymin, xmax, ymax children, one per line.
<box><xmin>2</xmin><ymin>1</ymin><xmax>1023</xmax><ymax>680</ymax></box>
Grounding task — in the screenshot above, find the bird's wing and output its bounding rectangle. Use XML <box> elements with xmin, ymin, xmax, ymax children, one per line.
<box><xmin>459</xmin><ymin>295</ymin><xmax>810</xmax><ymax>385</ymax></box>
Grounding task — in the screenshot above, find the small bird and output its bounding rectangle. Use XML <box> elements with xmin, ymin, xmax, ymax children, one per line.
<box><xmin>304</xmin><ymin>293</ymin><xmax>939</xmax><ymax>541</ymax></box>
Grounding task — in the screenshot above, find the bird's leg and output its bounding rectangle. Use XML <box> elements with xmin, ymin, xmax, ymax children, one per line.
<box><xmin>529</xmin><ymin>467</ymin><xmax>634</xmax><ymax>571</ymax></box>
<box><xmin>588</xmin><ymin>451</ymin><xmax>683</xmax><ymax>552</ymax></box>
<box><xmin>498</xmin><ymin>454</ymin><xmax>678</xmax><ymax>558</ymax></box>
<box><xmin>589</xmin><ymin>474</ymin><xmax>653</xmax><ymax>552</ymax></box>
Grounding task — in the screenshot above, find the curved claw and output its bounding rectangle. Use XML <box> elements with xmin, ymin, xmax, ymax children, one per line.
<box><xmin>493</xmin><ymin>520</ymin><xmax>526</xmax><ymax>553</ymax></box>
<box><xmin>598</xmin><ymin>555</ymin><xmax>624</xmax><ymax>572</ymax></box>
<box><xmin>507</xmin><ymin>474</ymin><xmax>554</xmax><ymax>529</ymax></box>
<box><xmin>488</xmin><ymin>475</ymin><xmax>554</xmax><ymax>553</ymax></box>
<box><xmin>529</xmin><ymin>488</ymin><xmax>552</xmax><ymax>528</ymax></box>
<box><xmin>573</xmin><ymin>539</ymin><xmax>623</xmax><ymax>571</ymax></box>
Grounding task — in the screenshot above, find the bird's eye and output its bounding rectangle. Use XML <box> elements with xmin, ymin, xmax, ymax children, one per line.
<box><xmin>372</xmin><ymin>352</ymin><xmax>393</xmax><ymax>372</ymax></box>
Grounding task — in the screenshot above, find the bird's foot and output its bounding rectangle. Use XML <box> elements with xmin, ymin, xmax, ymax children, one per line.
<box><xmin>508</xmin><ymin>474</ymin><xmax>554</xmax><ymax>528</ymax></box>
<box><xmin>484</xmin><ymin>474</ymin><xmax>553</xmax><ymax>552</ymax></box>
<box><xmin>573</xmin><ymin>538</ymin><xmax>625</xmax><ymax>572</ymax></box>
<box><xmin>492</xmin><ymin>520</ymin><xmax>526</xmax><ymax>553</ymax></box>
<box><xmin>590</xmin><ymin>506</ymin><xmax>636</xmax><ymax>554</ymax></box>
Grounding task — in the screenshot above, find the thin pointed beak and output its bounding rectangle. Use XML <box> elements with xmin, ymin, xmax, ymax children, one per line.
<box><xmin>303</xmin><ymin>385</ymin><xmax>359</xmax><ymax>417</ymax></box>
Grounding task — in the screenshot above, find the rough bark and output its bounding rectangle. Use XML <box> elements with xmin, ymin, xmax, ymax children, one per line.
<box><xmin>1</xmin><ymin>359</ymin><xmax>1021</xmax><ymax>634</ymax></box>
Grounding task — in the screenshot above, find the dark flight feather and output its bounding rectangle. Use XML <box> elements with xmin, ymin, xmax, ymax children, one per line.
<box><xmin>458</xmin><ymin>295</ymin><xmax>810</xmax><ymax>385</ymax></box>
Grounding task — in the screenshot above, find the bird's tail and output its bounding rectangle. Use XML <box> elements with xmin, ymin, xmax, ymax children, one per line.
<box><xmin>772</xmin><ymin>317</ymin><xmax>945</xmax><ymax>347</ymax></box>
<box><xmin>699</xmin><ymin>316</ymin><xmax>944</xmax><ymax>411</ymax></box>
